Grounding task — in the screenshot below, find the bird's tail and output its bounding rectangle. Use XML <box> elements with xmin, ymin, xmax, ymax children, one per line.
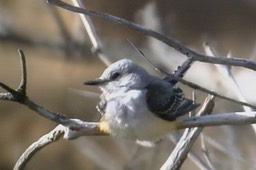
<box><xmin>175</xmin><ymin>98</ymin><xmax>200</xmax><ymax>117</ymax></box>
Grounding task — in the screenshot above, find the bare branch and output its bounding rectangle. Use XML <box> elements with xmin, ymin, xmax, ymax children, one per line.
<box><xmin>127</xmin><ymin>40</ymin><xmax>194</xmax><ymax>85</ymax></box>
<box><xmin>13</xmin><ymin>125</ymin><xmax>65</xmax><ymax>170</ymax></box>
<box><xmin>204</xmin><ymin>135</ymin><xmax>256</xmax><ymax>169</ymax></box>
<box><xmin>161</xmin><ymin>95</ymin><xmax>215</xmax><ymax>170</ymax></box>
<box><xmin>164</xmin><ymin>58</ymin><xmax>194</xmax><ymax>85</ymax></box>
<box><xmin>200</xmin><ymin>134</ymin><xmax>215</xmax><ymax>170</ymax></box>
<box><xmin>46</xmin><ymin>0</ymin><xmax>256</xmax><ymax>110</ymax></box>
<box><xmin>204</xmin><ymin>43</ymin><xmax>256</xmax><ymax>135</ymax></box>
<box><xmin>47</xmin><ymin>0</ymin><xmax>256</xmax><ymax>71</ymax></box>
<box><xmin>71</xmin><ymin>0</ymin><xmax>112</xmax><ymax>66</ymax></box>
<box><xmin>169</xmin><ymin>135</ymin><xmax>211</xmax><ymax>170</ymax></box>
<box><xmin>178</xmin><ymin>111</ymin><xmax>256</xmax><ymax>129</ymax></box>
<box><xmin>169</xmin><ymin>75</ymin><xmax>256</xmax><ymax>109</ymax></box>
<box><xmin>17</xmin><ymin>49</ymin><xmax>27</xmax><ymax>94</ymax></box>
<box><xmin>134</xmin><ymin>50</ymin><xmax>256</xmax><ymax>109</ymax></box>
<box><xmin>13</xmin><ymin>120</ymin><xmax>107</xmax><ymax>170</ymax></box>
<box><xmin>0</xmin><ymin>50</ymin><xmax>95</xmax><ymax>128</ymax></box>
<box><xmin>203</xmin><ymin>43</ymin><xmax>252</xmax><ymax>112</ymax></box>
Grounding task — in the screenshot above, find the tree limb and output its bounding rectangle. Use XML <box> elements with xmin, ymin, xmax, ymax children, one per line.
<box><xmin>47</xmin><ymin>0</ymin><xmax>256</xmax><ymax>71</ymax></box>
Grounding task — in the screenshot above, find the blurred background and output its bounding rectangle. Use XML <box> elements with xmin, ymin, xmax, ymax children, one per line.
<box><xmin>1</xmin><ymin>0</ymin><xmax>256</xmax><ymax>169</ymax></box>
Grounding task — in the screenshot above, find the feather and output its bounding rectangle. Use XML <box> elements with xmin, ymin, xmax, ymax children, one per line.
<box><xmin>145</xmin><ymin>81</ymin><xmax>199</xmax><ymax>121</ymax></box>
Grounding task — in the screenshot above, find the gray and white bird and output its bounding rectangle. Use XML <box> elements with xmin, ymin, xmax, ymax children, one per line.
<box><xmin>84</xmin><ymin>59</ymin><xmax>199</xmax><ymax>144</ymax></box>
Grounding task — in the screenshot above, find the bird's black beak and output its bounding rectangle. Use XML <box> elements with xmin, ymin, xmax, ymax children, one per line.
<box><xmin>83</xmin><ymin>79</ymin><xmax>109</xmax><ymax>86</ymax></box>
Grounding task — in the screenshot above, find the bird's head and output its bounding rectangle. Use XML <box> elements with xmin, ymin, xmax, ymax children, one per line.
<box><xmin>84</xmin><ymin>59</ymin><xmax>150</xmax><ymax>93</ymax></box>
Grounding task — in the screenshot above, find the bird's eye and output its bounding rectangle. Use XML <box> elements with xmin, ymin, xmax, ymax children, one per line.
<box><xmin>110</xmin><ymin>72</ymin><xmax>121</xmax><ymax>80</ymax></box>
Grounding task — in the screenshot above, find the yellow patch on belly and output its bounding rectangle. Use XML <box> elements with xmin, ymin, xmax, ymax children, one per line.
<box><xmin>98</xmin><ymin>121</ymin><xmax>111</xmax><ymax>134</ymax></box>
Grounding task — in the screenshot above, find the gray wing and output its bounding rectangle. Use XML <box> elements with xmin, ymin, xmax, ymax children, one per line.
<box><xmin>146</xmin><ymin>82</ymin><xmax>199</xmax><ymax>121</ymax></box>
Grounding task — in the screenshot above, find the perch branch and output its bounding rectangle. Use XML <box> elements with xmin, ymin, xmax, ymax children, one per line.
<box><xmin>47</xmin><ymin>0</ymin><xmax>256</xmax><ymax>71</ymax></box>
<box><xmin>178</xmin><ymin>111</ymin><xmax>256</xmax><ymax>128</ymax></box>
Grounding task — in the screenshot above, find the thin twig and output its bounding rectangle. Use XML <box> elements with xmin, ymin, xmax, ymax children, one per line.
<box><xmin>127</xmin><ymin>40</ymin><xmax>194</xmax><ymax>85</ymax></box>
<box><xmin>204</xmin><ymin>135</ymin><xmax>256</xmax><ymax>169</ymax></box>
<box><xmin>0</xmin><ymin>51</ymin><xmax>97</xmax><ymax>128</ymax></box>
<box><xmin>161</xmin><ymin>95</ymin><xmax>215</xmax><ymax>170</ymax></box>
<box><xmin>164</xmin><ymin>58</ymin><xmax>194</xmax><ymax>85</ymax></box>
<box><xmin>204</xmin><ymin>43</ymin><xmax>256</xmax><ymax>135</ymax></box>
<box><xmin>47</xmin><ymin>0</ymin><xmax>256</xmax><ymax>71</ymax></box>
<box><xmin>133</xmin><ymin>49</ymin><xmax>256</xmax><ymax>109</ymax></box>
<box><xmin>17</xmin><ymin>49</ymin><xmax>27</xmax><ymax>94</ymax></box>
<box><xmin>71</xmin><ymin>0</ymin><xmax>112</xmax><ymax>66</ymax></box>
<box><xmin>203</xmin><ymin>43</ymin><xmax>252</xmax><ymax>112</ymax></box>
<box><xmin>172</xmin><ymin>75</ymin><xmax>256</xmax><ymax>109</ymax></box>
<box><xmin>200</xmin><ymin>133</ymin><xmax>215</xmax><ymax>170</ymax></box>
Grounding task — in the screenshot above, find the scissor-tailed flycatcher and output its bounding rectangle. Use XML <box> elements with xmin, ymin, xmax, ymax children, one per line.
<box><xmin>84</xmin><ymin>59</ymin><xmax>199</xmax><ymax>143</ymax></box>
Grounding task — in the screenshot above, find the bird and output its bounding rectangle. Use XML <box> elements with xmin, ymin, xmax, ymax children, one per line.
<box><xmin>84</xmin><ymin>59</ymin><xmax>199</xmax><ymax>144</ymax></box>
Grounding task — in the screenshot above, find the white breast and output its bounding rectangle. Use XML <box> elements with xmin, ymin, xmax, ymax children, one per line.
<box><xmin>104</xmin><ymin>90</ymin><xmax>177</xmax><ymax>141</ymax></box>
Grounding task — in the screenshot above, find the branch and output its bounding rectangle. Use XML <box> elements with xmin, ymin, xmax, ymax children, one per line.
<box><xmin>136</xmin><ymin>51</ymin><xmax>256</xmax><ymax>109</ymax></box>
<box><xmin>203</xmin><ymin>43</ymin><xmax>252</xmax><ymax>112</ymax></box>
<box><xmin>47</xmin><ymin>0</ymin><xmax>256</xmax><ymax>71</ymax></box>
<box><xmin>204</xmin><ymin>135</ymin><xmax>256</xmax><ymax>168</ymax></box>
<box><xmin>200</xmin><ymin>133</ymin><xmax>215</xmax><ymax>170</ymax></box>
<box><xmin>178</xmin><ymin>111</ymin><xmax>256</xmax><ymax>129</ymax></box>
<box><xmin>127</xmin><ymin>40</ymin><xmax>194</xmax><ymax>85</ymax></box>
<box><xmin>13</xmin><ymin>125</ymin><xmax>65</xmax><ymax>170</ymax></box>
<box><xmin>161</xmin><ymin>95</ymin><xmax>215</xmax><ymax>170</ymax></box>
<box><xmin>172</xmin><ymin>75</ymin><xmax>256</xmax><ymax>109</ymax></box>
<box><xmin>13</xmin><ymin>119</ymin><xmax>107</xmax><ymax>170</ymax></box>
<box><xmin>0</xmin><ymin>50</ymin><xmax>62</xmax><ymax>122</ymax></box>
<box><xmin>46</xmin><ymin>0</ymin><xmax>256</xmax><ymax>110</ymax></box>
<box><xmin>204</xmin><ymin>43</ymin><xmax>256</xmax><ymax>136</ymax></box>
<box><xmin>71</xmin><ymin>0</ymin><xmax>112</xmax><ymax>66</ymax></box>
<box><xmin>0</xmin><ymin>50</ymin><xmax>105</xmax><ymax>131</ymax></box>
